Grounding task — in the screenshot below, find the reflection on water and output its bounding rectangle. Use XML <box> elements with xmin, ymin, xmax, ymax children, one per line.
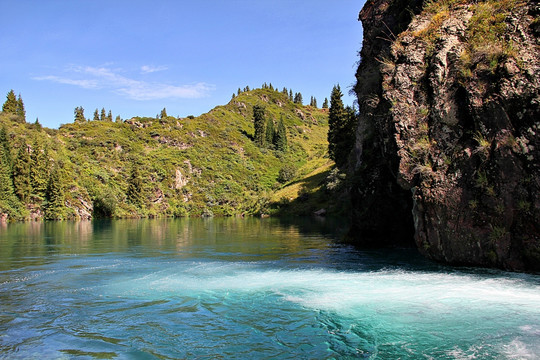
<box><xmin>0</xmin><ymin>217</ymin><xmax>539</xmax><ymax>359</ymax></box>
<box><xmin>0</xmin><ymin>217</ymin><xmax>350</xmax><ymax>270</ymax></box>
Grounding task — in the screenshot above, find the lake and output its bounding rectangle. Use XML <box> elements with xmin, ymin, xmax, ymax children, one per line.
<box><xmin>0</xmin><ymin>218</ymin><xmax>539</xmax><ymax>359</ymax></box>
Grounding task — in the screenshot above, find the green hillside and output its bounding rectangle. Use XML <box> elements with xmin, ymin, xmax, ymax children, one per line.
<box><xmin>0</xmin><ymin>87</ymin><xmax>335</xmax><ymax>220</ymax></box>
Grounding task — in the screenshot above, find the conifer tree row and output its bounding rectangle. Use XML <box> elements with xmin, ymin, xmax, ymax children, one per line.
<box><xmin>252</xmin><ymin>106</ymin><xmax>287</xmax><ymax>151</ymax></box>
<box><xmin>2</xmin><ymin>90</ymin><xmax>26</xmax><ymax>123</ymax></box>
<box><xmin>74</xmin><ymin>106</ymin><xmax>86</xmax><ymax>122</ymax></box>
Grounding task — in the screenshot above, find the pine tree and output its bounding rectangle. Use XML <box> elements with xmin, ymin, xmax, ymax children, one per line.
<box><xmin>322</xmin><ymin>98</ymin><xmax>329</xmax><ymax>109</ymax></box>
<box><xmin>74</xmin><ymin>106</ymin><xmax>86</xmax><ymax>123</ymax></box>
<box><xmin>107</xmin><ymin>110</ymin><xmax>113</xmax><ymax>122</ymax></box>
<box><xmin>253</xmin><ymin>105</ymin><xmax>266</xmax><ymax>147</ymax></box>
<box><xmin>115</xmin><ymin>115</ymin><xmax>122</xmax><ymax>123</ymax></box>
<box><xmin>44</xmin><ymin>165</ymin><xmax>65</xmax><ymax>220</ymax></box>
<box><xmin>294</xmin><ymin>92</ymin><xmax>303</xmax><ymax>105</ymax></box>
<box><xmin>269</xmin><ymin>83</ymin><xmax>274</xmax><ymax>91</ymax></box>
<box><xmin>289</xmin><ymin>89</ymin><xmax>293</xmax><ymax>102</ymax></box>
<box><xmin>0</xmin><ymin>145</ymin><xmax>15</xmax><ymax>203</ymax></box>
<box><xmin>16</xmin><ymin>95</ymin><xmax>26</xmax><ymax>121</ymax></box>
<box><xmin>274</xmin><ymin>116</ymin><xmax>288</xmax><ymax>152</ymax></box>
<box><xmin>30</xmin><ymin>140</ymin><xmax>49</xmax><ymax>199</ymax></box>
<box><xmin>237</xmin><ymin>88</ymin><xmax>241</xmax><ymax>95</ymax></box>
<box><xmin>2</xmin><ymin>90</ymin><xmax>17</xmax><ymax>114</ymax></box>
<box><xmin>282</xmin><ymin>87</ymin><xmax>288</xmax><ymax>96</ymax></box>
<box><xmin>0</xmin><ymin>126</ymin><xmax>12</xmax><ymax>175</ymax></box>
<box><xmin>100</xmin><ymin>108</ymin><xmax>106</xmax><ymax>121</ymax></box>
<box><xmin>328</xmin><ymin>85</ymin><xmax>357</xmax><ymax>168</ymax></box>
<box><xmin>93</xmin><ymin>109</ymin><xmax>100</xmax><ymax>121</ymax></box>
<box><xmin>34</xmin><ymin>118</ymin><xmax>42</xmax><ymax>131</ymax></box>
<box><xmin>13</xmin><ymin>143</ymin><xmax>31</xmax><ymax>203</ymax></box>
<box><xmin>310</xmin><ymin>96</ymin><xmax>318</xmax><ymax>108</ymax></box>
<box><xmin>160</xmin><ymin>108</ymin><xmax>168</xmax><ymax>119</ymax></box>
<box><xmin>265</xmin><ymin>118</ymin><xmax>275</xmax><ymax>146</ymax></box>
<box><xmin>127</xmin><ymin>163</ymin><xmax>145</xmax><ymax>207</ymax></box>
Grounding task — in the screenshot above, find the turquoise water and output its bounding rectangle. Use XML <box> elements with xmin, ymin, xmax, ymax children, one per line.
<box><xmin>0</xmin><ymin>218</ymin><xmax>539</xmax><ymax>359</ymax></box>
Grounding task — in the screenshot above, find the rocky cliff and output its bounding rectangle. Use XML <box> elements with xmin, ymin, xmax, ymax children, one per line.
<box><xmin>351</xmin><ymin>0</ymin><xmax>540</xmax><ymax>271</ymax></box>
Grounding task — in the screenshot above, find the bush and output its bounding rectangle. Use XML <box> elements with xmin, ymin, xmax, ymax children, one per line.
<box><xmin>277</xmin><ymin>164</ymin><xmax>297</xmax><ymax>183</ymax></box>
<box><xmin>93</xmin><ymin>189</ymin><xmax>117</xmax><ymax>217</ymax></box>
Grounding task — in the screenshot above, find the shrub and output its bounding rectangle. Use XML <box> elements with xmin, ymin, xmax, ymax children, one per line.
<box><xmin>277</xmin><ymin>164</ymin><xmax>297</xmax><ymax>183</ymax></box>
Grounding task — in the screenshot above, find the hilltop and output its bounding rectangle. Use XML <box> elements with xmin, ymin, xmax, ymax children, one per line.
<box><xmin>0</xmin><ymin>87</ymin><xmax>342</xmax><ymax>221</ymax></box>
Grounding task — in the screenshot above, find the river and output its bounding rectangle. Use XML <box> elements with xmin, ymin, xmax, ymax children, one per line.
<box><xmin>0</xmin><ymin>218</ymin><xmax>539</xmax><ymax>359</ymax></box>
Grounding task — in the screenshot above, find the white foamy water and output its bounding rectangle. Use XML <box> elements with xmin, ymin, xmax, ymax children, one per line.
<box><xmin>1</xmin><ymin>218</ymin><xmax>539</xmax><ymax>359</ymax></box>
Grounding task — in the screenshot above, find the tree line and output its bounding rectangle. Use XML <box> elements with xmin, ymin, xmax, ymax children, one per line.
<box><xmin>233</xmin><ymin>83</ymin><xmax>328</xmax><ymax>108</ymax></box>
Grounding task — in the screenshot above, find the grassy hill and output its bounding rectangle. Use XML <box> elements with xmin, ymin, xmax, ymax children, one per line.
<box><xmin>0</xmin><ymin>87</ymin><xmax>340</xmax><ymax>220</ymax></box>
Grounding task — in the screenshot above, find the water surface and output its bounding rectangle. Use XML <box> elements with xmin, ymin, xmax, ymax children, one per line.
<box><xmin>0</xmin><ymin>218</ymin><xmax>539</xmax><ymax>359</ymax></box>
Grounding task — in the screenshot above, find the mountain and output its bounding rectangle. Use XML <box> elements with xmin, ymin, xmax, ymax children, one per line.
<box><xmin>0</xmin><ymin>87</ymin><xmax>334</xmax><ymax>221</ymax></box>
<box><xmin>350</xmin><ymin>0</ymin><xmax>540</xmax><ymax>271</ymax></box>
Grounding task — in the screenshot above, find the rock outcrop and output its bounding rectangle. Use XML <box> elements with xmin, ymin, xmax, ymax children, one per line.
<box><xmin>351</xmin><ymin>0</ymin><xmax>540</xmax><ymax>271</ymax></box>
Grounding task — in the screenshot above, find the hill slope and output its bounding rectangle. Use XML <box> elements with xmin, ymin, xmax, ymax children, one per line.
<box><xmin>0</xmin><ymin>87</ymin><xmax>332</xmax><ymax>220</ymax></box>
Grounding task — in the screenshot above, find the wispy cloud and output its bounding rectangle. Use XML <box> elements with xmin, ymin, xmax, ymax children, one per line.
<box><xmin>32</xmin><ymin>75</ymin><xmax>99</xmax><ymax>89</ymax></box>
<box><xmin>140</xmin><ymin>65</ymin><xmax>168</xmax><ymax>74</ymax></box>
<box><xmin>33</xmin><ymin>65</ymin><xmax>214</xmax><ymax>100</ymax></box>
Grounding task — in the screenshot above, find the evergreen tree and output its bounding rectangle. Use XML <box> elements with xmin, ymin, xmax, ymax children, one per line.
<box><xmin>160</xmin><ymin>108</ymin><xmax>168</xmax><ymax>119</ymax></box>
<box><xmin>294</xmin><ymin>92</ymin><xmax>303</xmax><ymax>105</ymax></box>
<box><xmin>232</xmin><ymin>93</ymin><xmax>236</xmax><ymax>100</ymax></box>
<box><xmin>274</xmin><ymin>116</ymin><xmax>288</xmax><ymax>152</ymax></box>
<box><xmin>2</xmin><ymin>90</ymin><xmax>17</xmax><ymax>114</ymax></box>
<box><xmin>127</xmin><ymin>163</ymin><xmax>145</xmax><ymax>207</ymax></box>
<box><xmin>30</xmin><ymin>140</ymin><xmax>49</xmax><ymax>199</ymax></box>
<box><xmin>34</xmin><ymin>118</ymin><xmax>42</xmax><ymax>131</ymax></box>
<box><xmin>13</xmin><ymin>143</ymin><xmax>31</xmax><ymax>203</ymax></box>
<box><xmin>269</xmin><ymin>83</ymin><xmax>274</xmax><ymax>91</ymax></box>
<box><xmin>44</xmin><ymin>165</ymin><xmax>65</xmax><ymax>220</ymax></box>
<box><xmin>282</xmin><ymin>87</ymin><xmax>288</xmax><ymax>96</ymax></box>
<box><xmin>322</xmin><ymin>98</ymin><xmax>329</xmax><ymax>109</ymax></box>
<box><xmin>265</xmin><ymin>118</ymin><xmax>275</xmax><ymax>146</ymax></box>
<box><xmin>237</xmin><ymin>88</ymin><xmax>241</xmax><ymax>95</ymax></box>
<box><xmin>289</xmin><ymin>89</ymin><xmax>293</xmax><ymax>102</ymax></box>
<box><xmin>74</xmin><ymin>106</ymin><xmax>86</xmax><ymax>123</ymax></box>
<box><xmin>100</xmin><ymin>108</ymin><xmax>106</xmax><ymax>121</ymax></box>
<box><xmin>328</xmin><ymin>85</ymin><xmax>357</xmax><ymax>168</ymax></box>
<box><xmin>0</xmin><ymin>145</ymin><xmax>15</xmax><ymax>203</ymax></box>
<box><xmin>115</xmin><ymin>115</ymin><xmax>122</xmax><ymax>123</ymax></box>
<box><xmin>93</xmin><ymin>109</ymin><xmax>100</xmax><ymax>121</ymax></box>
<box><xmin>16</xmin><ymin>95</ymin><xmax>26</xmax><ymax>121</ymax></box>
<box><xmin>107</xmin><ymin>110</ymin><xmax>113</xmax><ymax>122</ymax></box>
<box><xmin>310</xmin><ymin>96</ymin><xmax>318</xmax><ymax>108</ymax></box>
<box><xmin>252</xmin><ymin>105</ymin><xmax>266</xmax><ymax>147</ymax></box>
<box><xmin>0</xmin><ymin>126</ymin><xmax>12</xmax><ymax>175</ymax></box>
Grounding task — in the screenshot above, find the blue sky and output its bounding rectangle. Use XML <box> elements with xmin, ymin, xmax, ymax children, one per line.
<box><xmin>0</xmin><ymin>1</ymin><xmax>364</xmax><ymax>128</ymax></box>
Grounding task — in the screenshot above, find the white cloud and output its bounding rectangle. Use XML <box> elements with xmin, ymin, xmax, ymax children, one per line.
<box><xmin>33</xmin><ymin>65</ymin><xmax>214</xmax><ymax>100</ymax></box>
<box><xmin>32</xmin><ymin>75</ymin><xmax>98</xmax><ymax>89</ymax></box>
<box><xmin>141</xmin><ymin>65</ymin><xmax>168</xmax><ymax>74</ymax></box>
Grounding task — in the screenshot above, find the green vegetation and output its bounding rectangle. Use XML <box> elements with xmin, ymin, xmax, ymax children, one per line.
<box><xmin>415</xmin><ymin>0</ymin><xmax>524</xmax><ymax>74</ymax></box>
<box><xmin>327</xmin><ymin>85</ymin><xmax>357</xmax><ymax>169</ymax></box>
<box><xmin>0</xmin><ymin>86</ymin><xmax>332</xmax><ymax>220</ymax></box>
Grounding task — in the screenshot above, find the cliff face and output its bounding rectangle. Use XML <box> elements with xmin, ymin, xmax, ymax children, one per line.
<box><xmin>352</xmin><ymin>0</ymin><xmax>540</xmax><ymax>271</ymax></box>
